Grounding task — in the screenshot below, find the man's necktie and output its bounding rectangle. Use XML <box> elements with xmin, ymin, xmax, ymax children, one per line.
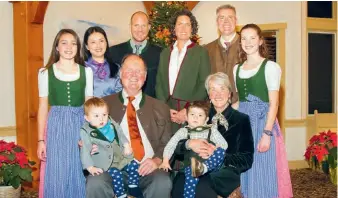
<box><xmin>135</xmin><ymin>45</ymin><xmax>141</xmax><ymax>55</ymax></box>
<box><xmin>224</xmin><ymin>41</ymin><xmax>231</xmax><ymax>49</ymax></box>
<box><xmin>127</xmin><ymin>96</ymin><xmax>145</xmax><ymax>161</ymax></box>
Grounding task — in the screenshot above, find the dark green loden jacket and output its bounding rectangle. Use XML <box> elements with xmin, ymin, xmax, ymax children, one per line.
<box><xmin>155</xmin><ymin>42</ymin><xmax>211</xmax><ymax>108</ymax></box>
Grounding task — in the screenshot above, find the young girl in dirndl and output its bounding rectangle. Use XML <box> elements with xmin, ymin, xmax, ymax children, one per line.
<box><xmin>234</xmin><ymin>24</ymin><xmax>293</xmax><ymax>198</ymax></box>
<box><xmin>37</xmin><ymin>29</ymin><xmax>93</xmax><ymax>198</ymax></box>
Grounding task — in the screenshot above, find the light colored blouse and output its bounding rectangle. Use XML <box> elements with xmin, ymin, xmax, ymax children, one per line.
<box><xmin>168</xmin><ymin>39</ymin><xmax>193</xmax><ymax>94</ymax></box>
<box><xmin>38</xmin><ymin>64</ymin><xmax>93</xmax><ymax>97</ymax></box>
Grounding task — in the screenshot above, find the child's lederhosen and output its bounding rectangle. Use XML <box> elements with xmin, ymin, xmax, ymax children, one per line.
<box><xmin>182</xmin><ymin>128</ymin><xmax>215</xmax><ymax>167</ymax></box>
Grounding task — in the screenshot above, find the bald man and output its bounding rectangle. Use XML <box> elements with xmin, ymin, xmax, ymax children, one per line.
<box><xmin>86</xmin><ymin>54</ymin><xmax>172</xmax><ymax>198</ymax></box>
<box><xmin>109</xmin><ymin>11</ymin><xmax>162</xmax><ymax>98</ymax></box>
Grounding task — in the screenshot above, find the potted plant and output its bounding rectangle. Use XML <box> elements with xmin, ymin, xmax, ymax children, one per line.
<box><xmin>304</xmin><ymin>130</ymin><xmax>337</xmax><ymax>185</ymax></box>
<box><xmin>0</xmin><ymin>140</ymin><xmax>35</xmax><ymax>197</ymax></box>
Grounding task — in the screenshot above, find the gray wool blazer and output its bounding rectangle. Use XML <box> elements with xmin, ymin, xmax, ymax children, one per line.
<box><xmin>80</xmin><ymin>118</ymin><xmax>133</xmax><ymax>171</ymax></box>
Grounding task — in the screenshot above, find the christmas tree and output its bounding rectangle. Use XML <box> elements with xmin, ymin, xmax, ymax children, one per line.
<box><xmin>149</xmin><ymin>1</ymin><xmax>200</xmax><ymax>48</ymax></box>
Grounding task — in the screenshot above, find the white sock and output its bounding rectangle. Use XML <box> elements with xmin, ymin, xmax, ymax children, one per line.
<box><xmin>128</xmin><ymin>184</ymin><xmax>137</xmax><ymax>188</ymax></box>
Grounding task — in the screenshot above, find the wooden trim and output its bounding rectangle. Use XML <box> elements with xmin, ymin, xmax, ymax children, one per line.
<box><xmin>143</xmin><ymin>1</ymin><xmax>154</xmax><ymax>14</ymax></box>
<box><xmin>13</xmin><ymin>2</ymin><xmax>48</xmax><ymax>188</ymax></box>
<box><xmin>0</xmin><ymin>126</ymin><xmax>16</xmax><ymax>137</ymax></box>
<box><xmin>307</xmin><ymin>18</ymin><xmax>337</xmax><ymax>32</ymax></box>
<box><xmin>284</xmin><ymin>119</ymin><xmax>307</xmax><ymax>127</ymax></box>
<box><xmin>288</xmin><ymin>160</ymin><xmax>309</xmax><ymax>169</ymax></box>
<box><xmin>31</xmin><ymin>1</ymin><xmax>49</xmax><ymax>24</ymax></box>
<box><xmin>301</xmin><ymin>2</ymin><xmax>308</xmax><ymax>118</ymax></box>
<box><xmin>186</xmin><ymin>1</ymin><xmax>199</xmax><ymax>11</ymax></box>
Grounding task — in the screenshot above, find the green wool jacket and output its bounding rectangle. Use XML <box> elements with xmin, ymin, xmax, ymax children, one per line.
<box><xmin>155</xmin><ymin>42</ymin><xmax>211</xmax><ymax>110</ymax></box>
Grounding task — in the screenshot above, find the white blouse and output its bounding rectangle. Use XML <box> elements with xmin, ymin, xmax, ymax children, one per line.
<box><xmin>233</xmin><ymin>60</ymin><xmax>281</xmax><ymax>91</ymax></box>
<box><xmin>169</xmin><ymin>40</ymin><xmax>192</xmax><ymax>95</ymax></box>
<box><xmin>38</xmin><ymin>64</ymin><xmax>93</xmax><ymax>97</ymax></box>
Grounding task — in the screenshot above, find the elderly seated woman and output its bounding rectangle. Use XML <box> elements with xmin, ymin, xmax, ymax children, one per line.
<box><xmin>171</xmin><ymin>72</ymin><xmax>254</xmax><ymax>198</ymax></box>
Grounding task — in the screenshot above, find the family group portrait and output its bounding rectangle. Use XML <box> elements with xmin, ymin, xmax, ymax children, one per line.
<box><xmin>0</xmin><ymin>1</ymin><xmax>337</xmax><ymax>198</ymax></box>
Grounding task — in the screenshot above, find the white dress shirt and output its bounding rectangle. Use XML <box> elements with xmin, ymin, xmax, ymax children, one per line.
<box><xmin>120</xmin><ymin>89</ymin><xmax>155</xmax><ymax>162</ymax></box>
<box><xmin>168</xmin><ymin>40</ymin><xmax>193</xmax><ymax>95</ymax></box>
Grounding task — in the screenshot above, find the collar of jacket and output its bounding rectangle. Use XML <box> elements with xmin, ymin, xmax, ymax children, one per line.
<box><xmin>218</xmin><ymin>33</ymin><xmax>239</xmax><ymax>48</ymax></box>
<box><xmin>118</xmin><ymin>91</ymin><xmax>146</xmax><ymax>108</ymax></box>
<box><xmin>170</xmin><ymin>41</ymin><xmax>196</xmax><ymax>51</ymax></box>
<box><xmin>87</xmin><ymin>116</ymin><xmax>118</xmax><ymax>142</ymax></box>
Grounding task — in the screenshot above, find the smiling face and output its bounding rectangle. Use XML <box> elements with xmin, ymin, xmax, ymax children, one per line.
<box><xmin>120</xmin><ymin>55</ymin><xmax>147</xmax><ymax>96</ymax></box>
<box><xmin>240</xmin><ymin>27</ymin><xmax>263</xmax><ymax>56</ymax></box>
<box><xmin>131</xmin><ymin>12</ymin><xmax>150</xmax><ymax>43</ymax></box>
<box><xmin>187</xmin><ymin>107</ymin><xmax>208</xmax><ymax>128</ymax></box>
<box><xmin>216</xmin><ymin>8</ymin><xmax>237</xmax><ymax>37</ymax></box>
<box><xmin>56</xmin><ymin>33</ymin><xmax>77</xmax><ymax>60</ymax></box>
<box><xmin>208</xmin><ymin>79</ymin><xmax>231</xmax><ymax>111</ymax></box>
<box><xmin>85</xmin><ymin>106</ymin><xmax>109</xmax><ymax>129</ymax></box>
<box><xmin>86</xmin><ymin>32</ymin><xmax>107</xmax><ymax>59</ymax></box>
<box><xmin>175</xmin><ymin>15</ymin><xmax>192</xmax><ymax>42</ymax></box>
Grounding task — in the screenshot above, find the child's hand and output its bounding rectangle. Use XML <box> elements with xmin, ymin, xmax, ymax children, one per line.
<box><xmin>159</xmin><ymin>161</ymin><xmax>172</xmax><ymax>172</ymax></box>
<box><xmin>123</xmin><ymin>143</ymin><xmax>133</xmax><ymax>156</ymax></box>
<box><xmin>87</xmin><ymin>166</ymin><xmax>103</xmax><ymax>176</ymax></box>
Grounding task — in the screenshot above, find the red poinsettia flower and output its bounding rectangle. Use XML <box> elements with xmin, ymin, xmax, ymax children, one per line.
<box><xmin>15</xmin><ymin>152</ymin><xmax>29</xmax><ymax>168</ymax></box>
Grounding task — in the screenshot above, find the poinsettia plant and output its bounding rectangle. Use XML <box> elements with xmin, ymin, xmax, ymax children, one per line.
<box><xmin>0</xmin><ymin>140</ymin><xmax>35</xmax><ymax>189</ymax></box>
<box><xmin>304</xmin><ymin>130</ymin><xmax>337</xmax><ymax>184</ymax></box>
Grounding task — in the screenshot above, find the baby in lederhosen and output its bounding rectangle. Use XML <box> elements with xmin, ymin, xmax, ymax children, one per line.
<box><xmin>159</xmin><ymin>101</ymin><xmax>228</xmax><ymax>198</ymax></box>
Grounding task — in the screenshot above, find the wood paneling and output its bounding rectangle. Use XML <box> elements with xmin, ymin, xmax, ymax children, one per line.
<box><xmin>12</xmin><ymin>1</ymin><xmax>48</xmax><ymax>189</ymax></box>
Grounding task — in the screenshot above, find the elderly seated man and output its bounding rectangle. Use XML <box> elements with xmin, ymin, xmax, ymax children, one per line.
<box><xmin>85</xmin><ymin>54</ymin><xmax>173</xmax><ymax>198</ymax></box>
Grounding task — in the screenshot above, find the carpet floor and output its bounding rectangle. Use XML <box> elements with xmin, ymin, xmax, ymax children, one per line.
<box><xmin>20</xmin><ymin>168</ymin><xmax>337</xmax><ymax>198</ymax></box>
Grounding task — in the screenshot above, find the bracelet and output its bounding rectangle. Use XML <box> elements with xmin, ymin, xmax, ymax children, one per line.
<box><xmin>263</xmin><ymin>130</ymin><xmax>273</xmax><ymax>136</ymax></box>
<box><xmin>38</xmin><ymin>140</ymin><xmax>45</xmax><ymax>143</ymax></box>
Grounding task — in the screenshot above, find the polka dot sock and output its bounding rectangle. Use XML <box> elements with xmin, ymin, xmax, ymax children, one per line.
<box><xmin>183</xmin><ymin>166</ymin><xmax>199</xmax><ymax>198</ymax></box>
<box><xmin>107</xmin><ymin>168</ymin><xmax>126</xmax><ymax>198</ymax></box>
<box><xmin>204</xmin><ymin>147</ymin><xmax>226</xmax><ymax>172</ymax></box>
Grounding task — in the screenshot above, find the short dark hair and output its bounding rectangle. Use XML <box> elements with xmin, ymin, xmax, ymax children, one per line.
<box><xmin>187</xmin><ymin>101</ymin><xmax>210</xmax><ymax>117</ymax></box>
<box><xmin>168</xmin><ymin>9</ymin><xmax>199</xmax><ymax>41</ymax></box>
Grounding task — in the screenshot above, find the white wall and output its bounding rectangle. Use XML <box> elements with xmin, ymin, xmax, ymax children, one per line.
<box><xmin>43</xmin><ymin>1</ymin><xmax>146</xmax><ymax>64</ymax></box>
<box><xmin>0</xmin><ymin>2</ymin><xmax>15</xmax><ymax>128</ymax></box>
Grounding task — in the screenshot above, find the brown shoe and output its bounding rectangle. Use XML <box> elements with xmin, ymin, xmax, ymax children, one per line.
<box><xmin>191</xmin><ymin>157</ymin><xmax>204</xmax><ymax>177</ymax></box>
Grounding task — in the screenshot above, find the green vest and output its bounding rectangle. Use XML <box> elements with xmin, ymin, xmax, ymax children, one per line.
<box><xmin>236</xmin><ymin>59</ymin><xmax>269</xmax><ymax>102</ymax></box>
<box><xmin>48</xmin><ymin>65</ymin><xmax>86</xmax><ymax>106</ymax></box>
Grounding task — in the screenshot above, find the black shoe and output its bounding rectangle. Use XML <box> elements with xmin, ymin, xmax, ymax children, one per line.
<box><xmin>128</xmin><ymin>187</ymin><xmax>143</xmax><ymax>198</ymax></box>
<box><xmin>191</xmin><ymin>157</ymin><xmax>204</xmax><ymax>178</ymax></box>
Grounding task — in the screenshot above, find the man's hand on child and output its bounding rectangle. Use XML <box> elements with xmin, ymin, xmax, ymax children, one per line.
<box><xmin>87</xmin><ymin>166</ymin><xmax>103</xmax><ymax>176</ymax></box>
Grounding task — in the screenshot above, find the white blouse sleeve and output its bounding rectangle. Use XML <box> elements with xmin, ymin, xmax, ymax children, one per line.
<box><xmin>265</xmin><ymin>61</ymin><xmax>282</xmax><ymax>91</ymax></box>
<box><xmin>233</xmin><ymin>64</ymin><xmax>239</xmax><ymax>92</ymax></box>
<box><xmin>85</xmin><ymin>67</ymin><xmax>94</xmax><ymax>97</ymax></box>
<box><xmin>38</xmin><ymin>68</ymin><xmax>48</xmax><ymax>97</ymax></box>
